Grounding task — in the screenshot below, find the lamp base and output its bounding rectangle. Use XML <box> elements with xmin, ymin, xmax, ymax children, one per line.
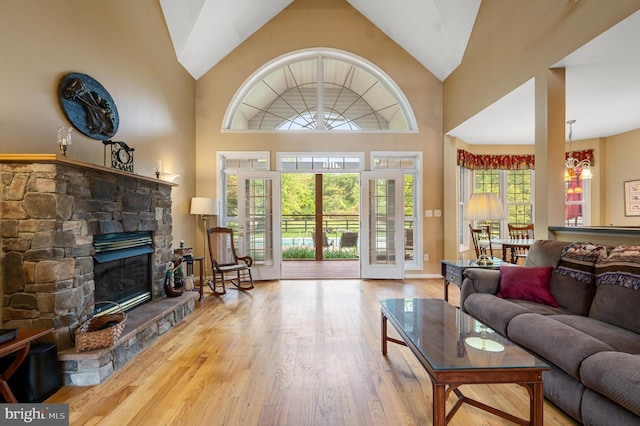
<box><xmin>476</xmin><ymin>255</ymin><xmax>493</xmax><ymax>266</ymax></box>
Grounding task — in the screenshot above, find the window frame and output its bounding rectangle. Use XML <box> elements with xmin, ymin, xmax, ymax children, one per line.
<box><xmin>372</xmin><ymin>151</ymin><xmax>422</xmax><ymax>270</ymax></box>
<box><xmin>222</xmin><ymin>48</ymin><xmax>418</xmax><ymax>133</ymax></box>
<box><xmin>458</xmin><ymin>167</ymin><xmax>535</xmax><ymax>253</ymax></box>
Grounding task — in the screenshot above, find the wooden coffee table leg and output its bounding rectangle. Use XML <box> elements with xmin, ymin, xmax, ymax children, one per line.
<box><xmin>532</xmin><ymin>381</ymin><xmax>544</xmax><ymax>426</ymax></box>
<box><xmin>381</xmin><ymin>312</ymin><xmax>388</xmax><ymax>355</ymax></box>
<box><xmin>431</xmin><ymin>381</ymin><xmax>446</xmax><ymax>426</ymax></box>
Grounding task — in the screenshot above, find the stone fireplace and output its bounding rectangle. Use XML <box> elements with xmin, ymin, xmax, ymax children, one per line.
<box><xmin>0</xmin><ymin>155</ymin><xmax>196</xmax><ymax>385</ymax></box>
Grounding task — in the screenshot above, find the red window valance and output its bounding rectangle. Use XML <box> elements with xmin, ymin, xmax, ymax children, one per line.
<box><xmin>566</xmin><ymin>149</ymin><xmax>595</xmax><ymax>166</ymax></box>
<box><xmin>457</xmin><ymin>149</ymin><xmax>595</xmax><ymax>170</ymax></box>
<box><xmin>457</xmin><ymin>150</ymin><xmax>535</xmax><ymax>170</ymax></box>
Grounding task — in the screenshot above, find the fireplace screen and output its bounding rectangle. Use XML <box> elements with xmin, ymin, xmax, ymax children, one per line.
<box><xmin>93</xmin><ymin>232</ymin><xmax>154</xmax><ymax>314</ymax></box>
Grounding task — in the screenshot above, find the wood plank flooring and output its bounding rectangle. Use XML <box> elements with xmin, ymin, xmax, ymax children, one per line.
<box><xmin>47</xmin><ymin>279</ymin><xmax>578</xmax><ymax>426</ymax></box>
<box><xmin>281</xmin><ymin>260</ymin><xmax>359</xmax><ymax>279</ymax></box>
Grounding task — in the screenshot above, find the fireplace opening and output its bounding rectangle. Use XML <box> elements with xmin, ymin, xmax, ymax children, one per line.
<box><xmin>93</xmin><ymin>231</ymin><xmax>154</xmax><ymax>314</ymax></box>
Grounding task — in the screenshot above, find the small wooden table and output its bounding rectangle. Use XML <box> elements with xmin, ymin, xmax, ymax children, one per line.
<box><xmin>380</xmin><ymin>299</ymin><xmax>548</xmax><ymax>425</ymax></box>
<box><xmin>492</xmin><ymin>239</ymin><xmax>536</xmax><ymax>263</ymax></box>
<box><xmin>0</xmin><ymin>328</ymin><xmax>53</xmax><ymax>403</ymax></box>
<box><xmin>183</xmin><ymin>256</ymin><xmax>205</xmax><ymax>300</ymax></box>
<box><xmin>441</xmin><ymin>258</ymin><xmax>504</xmax><ymax>301</ymax></box>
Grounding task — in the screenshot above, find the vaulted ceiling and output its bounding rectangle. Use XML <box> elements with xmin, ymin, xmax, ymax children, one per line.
<box><xmin>159</xmin><ymin>1</ymin><xmax>640</xmax><ymax>145</ymax></box>
<box><xmin>159</xmin><ymin>0</ymin><xmax>481</xmax><ymax>81</ymax></box>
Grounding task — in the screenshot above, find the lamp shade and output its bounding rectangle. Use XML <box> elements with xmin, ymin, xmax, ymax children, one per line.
<box><xmin>190</xmin><ymin>197</ymin><xmax>218</xmax><ymax>216</ymax></box>
<box><xmin>464</xmin><ymin>193</ymin><xmax>507</xmax><ymax>221</ymax></box>
<box><xmin>464</xmin><ymin>336</ymin><xmax>506</xmax><ymax>367</ymax></box>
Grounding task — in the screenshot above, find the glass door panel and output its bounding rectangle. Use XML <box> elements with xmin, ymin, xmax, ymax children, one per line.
<box><xmin>360</xmin><ymin>171</ymin><xmax>404</xmax><ymax>279</ymax></box>
<box><xmin>238</xmin><ymin>171</ymin><xmax>281</xmax><ymax>280</ymax></box>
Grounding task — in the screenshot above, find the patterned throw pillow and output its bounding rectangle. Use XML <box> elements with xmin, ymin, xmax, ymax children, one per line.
<box><xmin>595</xmin><ymin>245</ymin><xmax>640</xmax><ymax>290</ymax></box>
<box><xmin>556</xmin><ymin>242</ymin><xmax>608</xmax><ymax>284</ymax></box>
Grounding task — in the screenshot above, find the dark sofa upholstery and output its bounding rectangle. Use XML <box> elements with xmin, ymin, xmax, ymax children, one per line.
<box><xmin>460</xmin><ymin>239</ymin><xmax>640</xmax><ymax>425</ymax></box>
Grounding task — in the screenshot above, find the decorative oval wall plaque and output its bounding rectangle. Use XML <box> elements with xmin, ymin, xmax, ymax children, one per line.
<box><xmin>58</xmin><ymin>72</ymin><xmax>119</xmax><ymax>140</ymax></box>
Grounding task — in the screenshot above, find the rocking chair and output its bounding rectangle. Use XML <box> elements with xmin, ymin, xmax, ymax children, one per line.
<box><xmin>206</xmin><ymin>227</ymin><xmax>254</xmax><ymax>295</ymax></box>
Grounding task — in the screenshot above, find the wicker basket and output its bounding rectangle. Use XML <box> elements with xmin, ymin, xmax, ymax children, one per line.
<box><xmin>75</xmin><ymin>301</ymin><xmax>127</xmax><ymax>352</ymax></box>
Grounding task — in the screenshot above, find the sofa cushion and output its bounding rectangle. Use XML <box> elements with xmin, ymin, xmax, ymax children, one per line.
<box><xmin>581</xmin><ymin>352</ymin><xmax>640</xmax><ymax>418</ymax></box>
<box><xmin>507</xmin><ymin>313</ymin><xmax>613</xmax><ymax>380</ymax></box>
<box><xmin>524</xmin><ymin>240</ymin><xmax>597</xmax><ymax>315</ymax></box>
<box><xmin>523</xmin><ymin>239</ymin><xmax>568</xmax><ymax>268</ymax></box>
<box><xmin>543</xmin><ymin>364</ymin><xmax>585</xmax><ymax>424</ymax></box>
<box><xmin>463</xmin><ymin>293</ymin><xmax>532</xmax><ymax>336</ymax></box>
<box><xmin>589</xmin><ymin>282</ymin><xmax>640</xmax><ymax>334</ymax></box>
<box><xmin>497</xmin><ymin>265</ymin><xmax>557</xmax><ymax>307</ymax></box>
<box><xmin>581</xmin><ymin>389</ymin><xmax>640</xmax><ymax>426</ymax></box>
<box><xmin>551</xmin><ymin>314</ymin><xmax>640</xmax><ymax>354</ymax></box>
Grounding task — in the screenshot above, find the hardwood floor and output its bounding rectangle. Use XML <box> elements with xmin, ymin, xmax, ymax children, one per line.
<box><xmin>281</xmin><ymin>260</ymin><xmax>359</xmax><ymax>279</ymax></box>
<box><xmin>47</xmin><ymin>279</ymin><xmax>578</xmax><ymax>426</ymax></box>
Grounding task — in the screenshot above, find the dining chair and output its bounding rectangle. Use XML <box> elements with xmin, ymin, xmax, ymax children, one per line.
<box><xmin>507</xmin><ymin>223</ymin><xmax>534</xmax><ymax>263</ymax></box>
<box><xmin>206</xmin><ymin>227</ymin><xmax>254</xmax><ymax>295</ymax></box>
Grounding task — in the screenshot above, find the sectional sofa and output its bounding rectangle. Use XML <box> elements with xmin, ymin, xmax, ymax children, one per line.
<box><xmin>460</xmin><ymin>239</ymin><xmax>640</xmax><ymax>425</ymax></box>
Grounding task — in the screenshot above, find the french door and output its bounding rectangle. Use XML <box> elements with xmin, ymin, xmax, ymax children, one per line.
<box><xmin>360</xmin><ymin>171</ymin><xmax>405</xmax><ymax>279</ymax></box>
<box><xmin>237</xmin><ymin>171</ymin><xmax>281</xmax><ymax>280</ymax></box>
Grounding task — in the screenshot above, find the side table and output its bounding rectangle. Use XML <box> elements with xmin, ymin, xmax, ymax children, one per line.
<box><xmin>0</xmin><ymin>328</ymin><xmax>53</xmax><ymax>403</ymax></box>
<box><xmin>440</xmin><ymin>258</ymin><xmax>504</xmax><ymax>302</ymax></box>
<box><xmin>183</xmin><ymin>256</ymin><xmax>205</xmax><ymax>300</ymax></box>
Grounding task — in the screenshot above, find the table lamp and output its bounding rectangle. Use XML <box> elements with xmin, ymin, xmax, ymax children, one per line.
<box><xmin>190</xmin><ymin>197</ymin><xmax>219</xmax><ymax>281</ymax></box>
<box><xmin>464</xmin><ymin>193</ymin><xmax>507</xmax><ymax>265</ymax></box>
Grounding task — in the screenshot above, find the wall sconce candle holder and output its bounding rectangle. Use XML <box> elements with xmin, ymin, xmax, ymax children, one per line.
<box><xmin>57</xmin><ymin>126</ymin><xmax>73</xmax><ymax>156</ymax></box>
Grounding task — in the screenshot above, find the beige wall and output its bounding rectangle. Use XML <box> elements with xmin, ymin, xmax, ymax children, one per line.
<box><xmin>196</xmin><ymin>0</ymin><xmax>443</xmax><ymax>275</ymax></box>
<box><xmin>606</xmin><ymin>128</ymin><xmax>640</xmax><ymax>226</ymax></box>
<box><xmin>0</xmin><ymin>0</ymin><xmax>196</xmax><ymax>245</ymax></box>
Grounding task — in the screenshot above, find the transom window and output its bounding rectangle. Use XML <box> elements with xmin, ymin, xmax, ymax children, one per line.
<box><xmin>224</xmin><ymin>49</ymin><xmax>417</xmax><ymax>132</ymax></box>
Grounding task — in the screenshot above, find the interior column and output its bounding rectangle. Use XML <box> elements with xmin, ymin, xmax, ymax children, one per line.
<box><xmin>534</xmin><ymin>68</ymin><xmax>566</xmax><ymax>237</ymax></box>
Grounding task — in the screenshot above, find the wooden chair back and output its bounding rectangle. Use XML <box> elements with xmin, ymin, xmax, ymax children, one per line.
<box><xmin>508</xmin><ymin>223</ymin><xmax>534</xmax><ymax>239</ymax></box>
<box><xmin>206</xmin><ymin>227</ymin><xmax>254</xmax><ymax>294</ymax></box>
<box><xmin>507</xmin><ymin>223</ymin><xmax>534</xmax><ymax>263</ymax></box>
<box><xmin>207</xmin><ymin>227</ymin><xmax>241</xmax><ymax>268</ymax></box>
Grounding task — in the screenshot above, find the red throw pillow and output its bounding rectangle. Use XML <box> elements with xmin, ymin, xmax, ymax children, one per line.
<box><xmin>497</xmin><ymin>265</ymin><xmax>558</xmax><ymax>307</ymax></box>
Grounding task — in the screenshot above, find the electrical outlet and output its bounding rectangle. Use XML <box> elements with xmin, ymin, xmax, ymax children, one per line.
<box><xmin>423</xmin><ymin>253</ymin><xmax>429</xmax><ymax>261</ymax></box>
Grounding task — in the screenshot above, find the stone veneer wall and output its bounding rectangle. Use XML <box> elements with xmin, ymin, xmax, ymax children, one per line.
<box><xmin>0</xmin><ymin>156</ymin><xmax>175</xmax><ymax>351</ymax></box>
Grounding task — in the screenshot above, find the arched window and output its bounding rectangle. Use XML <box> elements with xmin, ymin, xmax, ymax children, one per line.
<box><xmin>224</xmin><ymin>49</ymin><xmax>417</xmax><ymax>132</ymax></box>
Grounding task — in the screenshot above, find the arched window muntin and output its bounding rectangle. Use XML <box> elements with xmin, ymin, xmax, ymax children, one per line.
<box><xmin>223</xmin><ymin>48</ymin><xmax>418</xmax><ymax>132</ymax></box>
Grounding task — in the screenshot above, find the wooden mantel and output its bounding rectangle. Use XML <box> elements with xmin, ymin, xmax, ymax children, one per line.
<box><xmin>0</xmin><ymin>154</ymin><xmax>178</xmax><ymax>187</ymax></box>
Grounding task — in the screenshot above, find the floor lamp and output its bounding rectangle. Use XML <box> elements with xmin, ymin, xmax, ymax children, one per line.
<box><xmin>190</xmin><ymin>197</ymin><xmax>219</xmax><ymax>283</ymax></box>
<box><xmin>464</xmin><ymin>193</ymin><xmax>507</xmax><ymax>265</ymax></box>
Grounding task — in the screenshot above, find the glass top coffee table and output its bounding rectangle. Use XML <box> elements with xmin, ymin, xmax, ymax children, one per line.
<box><xmin>380</xmin><ymin>298</ymin><xmax>548</xmax><ymax>425</ymax></box>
